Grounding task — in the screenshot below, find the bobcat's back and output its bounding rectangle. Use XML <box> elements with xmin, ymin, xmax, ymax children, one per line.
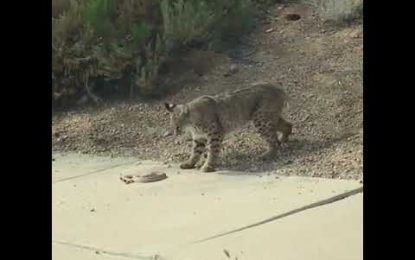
<box><xmin>211</xmin><ymin>82</ymin><xmax>287</xmax><ymax>133</ymax></box>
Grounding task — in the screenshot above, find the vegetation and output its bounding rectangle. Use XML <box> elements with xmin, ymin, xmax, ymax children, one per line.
<box><xmin>305</xmin><ymin>0</ymin><xmax>363</xmax><ymax>24</ymax></box>
<box><xmin>52</xmin><ymin>0</ymin><xmax>258</xmax><ymax>108</ymax></box>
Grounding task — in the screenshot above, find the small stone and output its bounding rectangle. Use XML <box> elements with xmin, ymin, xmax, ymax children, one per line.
<box><xmin>350</xmin><ymin>30</ymin><xmax>362</xmax><ymax>39</ymax></box>
<box><xmin>223</xmin><ymin>249</ymin><xmax>231</xmax><ymax>258</ymax></box>
<box><xmin>229</xmin><ymin>64</ymin><xmax>239</xmax><ymax>74</ymax></box>
<box><xmin>163</xmin><ymin>131</ymin><xmax>172</xmax><ymax>137</ymax></box>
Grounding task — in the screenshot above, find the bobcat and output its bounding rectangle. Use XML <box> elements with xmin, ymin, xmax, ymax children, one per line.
<box><xmin>165</xmin><ymin>82</ymin><xmax>293</xmax><ymax>172</ymax></box>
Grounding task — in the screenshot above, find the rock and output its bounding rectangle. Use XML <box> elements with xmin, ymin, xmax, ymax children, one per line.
<box><xmin>350</xmin><ymin>30</ymin><xmax>362</xmax><ymax>39</ymax></box>
<box><xmin>229</xmin><ymin>64</ymin><xmax>239</xmax><ymax>74</ymax></box>
<box><xmin>223</xmin><ymin>64</ymin><xmax>239</xmax><ymax>77</ymax></box>
<box><xmin>163</xmin><ymin>131</ymin><xmax>172</xmax><ymax>137</ymax></box>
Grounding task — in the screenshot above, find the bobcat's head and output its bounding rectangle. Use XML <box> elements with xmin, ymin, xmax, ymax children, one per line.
<box><xmin>164</xmin><ymin>103</ymin><xmax>190</xmax><ymax>135</ymax></box>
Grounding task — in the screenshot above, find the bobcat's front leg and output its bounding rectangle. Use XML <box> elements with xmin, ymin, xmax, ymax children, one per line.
<box><xmin>201</xmin><ymin>125</ymin><xmax>223</xmax><ymax>172</ymax></box>
<box><xmin>180</xmin><ymin>138</ymin><xmax>206</xmax><ymax>169</ymax></box>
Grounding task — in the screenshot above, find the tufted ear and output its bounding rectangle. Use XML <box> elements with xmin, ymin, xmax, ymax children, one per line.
<box><xmin>164</xmin><ymin>103</ymin><xmax>176</xmax><ymax>112</ymax></box>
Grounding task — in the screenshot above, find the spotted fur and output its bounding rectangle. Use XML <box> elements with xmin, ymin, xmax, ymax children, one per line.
<box><xmin>165</xmin><ymin>82</ymin><xmax>293</xmax><ymax>172</ymax></box>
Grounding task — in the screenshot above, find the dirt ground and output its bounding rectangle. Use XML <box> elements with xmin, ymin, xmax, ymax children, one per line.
<box><xmin>52</xmin><ymin>2</ymin><xmax>363</xmax><ymax>180</ymax></box>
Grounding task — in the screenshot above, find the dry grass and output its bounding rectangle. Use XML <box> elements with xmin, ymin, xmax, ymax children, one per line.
<box><xmin>305</xmin><ymin>0</ymin><xmax>362</xmax><ymax>23</ymax></box>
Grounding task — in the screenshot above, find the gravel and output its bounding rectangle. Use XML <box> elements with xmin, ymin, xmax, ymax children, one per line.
<box><xmin>52</xmin><ymin>3</ymin><xmax>362</xmax><ymax>180</ymax></box>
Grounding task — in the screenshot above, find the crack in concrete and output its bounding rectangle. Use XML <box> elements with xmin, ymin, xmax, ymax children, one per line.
<box><xmin>53</xmin><ymin>240</ymin><xmax>166</xmax><ymax>260</ymax></box>
<box><xmin>194</xmin><ymin>186</ymin><xmax>363</xmax><ymax>243</ymax></box>
<box><xmin>52</xmin><ymin>161</ymin><xmax>137</xmax><ymax>184</ymax></box>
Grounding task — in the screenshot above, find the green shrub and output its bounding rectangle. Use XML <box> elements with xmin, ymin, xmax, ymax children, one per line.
<box><xmin>52</xmin><ymin>0</ymin><xmax>257</xmax><ymax>108</ymax></box>
<box><xmin>130</xmin><ymin>22</ymin><xmax>151</xmax><ymax>47</ymax></box>
<box><xmin>161</xmin><ymin>0</ymin><xmax>215</xmax><ymax>50</ymax></box>
<box><xmin>207</xmin><ymin>0</ymin><xmax>256</xmax><ymax>50</ymax></box>
<box><xmin>83</xmin><ymin>0</ymin><xmax>117</xmax><ymax>38</ymax></box>
<box><xmin>52</xmin><ymin>0</ymin><xmax>93</xmax><ymax>101</ymax></box>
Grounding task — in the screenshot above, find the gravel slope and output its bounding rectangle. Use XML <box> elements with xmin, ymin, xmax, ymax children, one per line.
<box><xmin>52</xmin><ymin>3</ymin><xmax>363</xmax><ymax>180</ymax></box>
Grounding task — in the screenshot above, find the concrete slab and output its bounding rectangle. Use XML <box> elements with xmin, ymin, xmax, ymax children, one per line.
<box><xmin>52</xmin><ymin>152</ymin><xmax>138</xmax><ymax>183</ymax></box>
<box><xmin>167</xmin><ymin>194</ymin><xmax>363</xmax><ymax>260</ymax></box>
<box><xmin>52</xmin><ymin>153</ymin><xmax>363</xmax><ymax>260</ymax></box>
<box><xmin>53</xmin><ymin>242</ymin><xmax>144</xmax><ymax>260</ymax></box>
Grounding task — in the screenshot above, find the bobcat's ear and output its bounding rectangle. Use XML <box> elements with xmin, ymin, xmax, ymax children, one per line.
<box><xmin>164</xmin><ymin>103</ymin><xmax>176</xmax><ymax>112</ymax></box>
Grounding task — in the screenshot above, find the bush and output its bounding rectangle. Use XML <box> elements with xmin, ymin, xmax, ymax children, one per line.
<box><xmin>207</xmin><ymin>0</ymin><xmax>256</xmax><ymax>49</ymax></box>
<box><xmin>52</xmin><ymin>0</ymin><xmax>257</xmax><ymax>108</ymax></box>
<box><xmin>306</xmin><ymin>0</ymin><xmax>363</xmax><ymax>24</ymax></box>
<box><xmin>161</xmin><ymin>0</ymin><xmax>214</xmax><ymax>50</ymax></box>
